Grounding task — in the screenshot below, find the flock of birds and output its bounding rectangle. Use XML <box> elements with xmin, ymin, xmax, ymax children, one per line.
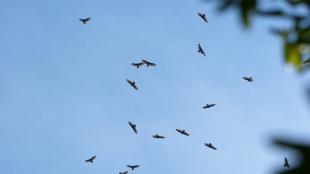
<box><xmin>79</xmin><ymin>12</ymin><xmax>291</xmax><ymax>173</ymax></box>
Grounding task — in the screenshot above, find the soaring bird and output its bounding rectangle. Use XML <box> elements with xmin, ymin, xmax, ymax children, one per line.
<box><xmin>198</xmin><ymin>43</ymin><xmax>206</xmax><ymax>56</ymax></box>
<box><xmin>152</xmin><ymin>134</ymin><xmax>165</xmax><ymax>139</ymax></box>
<box><xmin>79</xmin><ymin>17</ymin><xmax>91</xmax><ymax>24</ymax></box>
<box><xmin>131</xmin><ymin>62</ymin><xmax>144</xmax><ymax>68</ymax></box>
<box><xmin>303</xmin><ymin>58</ymin><xmax>310</xmax><ymax>65</ymax></box>
<box><xmin>204</xmin><ymin>143</ymin><xmax>217</xmax><ymax>150</ymax></box>
<box><xmin>243</xmin><ymin>76</ymin><xmax>254</xmax><ymax>82</ymax></box>
<box><xmin>176</xmin><ymin>129</ymin><xmax>190</xmax><ymax>136</ymax></box>
<box><xmin>127</xmin><ymin>79</ymin><xmax>138</xmax><ymax>90</ymax></box>
<box><xmin>141</xmin><ymin>59</ymin><xmax>156</xmax><ymax>67</ymax></box>
<box><xmin>119</xmin><ymin>171</ymin><xmax>128</xmax><ymax>174</ymax></box>
<box><xmin>198</xmin><ymin>12</ymin><xmax>208</xmax><ymax>23</ymax></box>
<box><xmin>202</xmin><ymin>104</ymin><xmax>215</xmax><ymax>109</ymax></box>
<box><xmin>127</xmin><ymin>165</ymin><xmax>140</xmax><ymax>171</ymax></box>
<box><xmin>128</xmin><ymin>121</ymin><xmax>138</xmax><ymax>134</ymax></box>
<box><xmin>284</xmin><ymin>157</ymin><xmax>290</xmax><ymax>168</ymax></box>
<box><xmin>85</xmin><ymin>155</ymin><xmax>96</xmax><ymax>163</ymax></box>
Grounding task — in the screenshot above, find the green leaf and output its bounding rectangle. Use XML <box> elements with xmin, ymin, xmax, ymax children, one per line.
<box><xmin>284</xmin><ymin>42</ymin><xmax>302</xmax><ymax>69</ymax></box>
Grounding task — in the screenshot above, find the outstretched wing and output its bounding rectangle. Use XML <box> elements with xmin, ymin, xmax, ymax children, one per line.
<box><xmin>127</xmin><ymin>79</ymin><xmax>132</xmax><ymax>84</ymax></box>
<box><xmin>132</xmin><ymin>83</ymin><xmax>138</xmax><ymax>90</ymax></box>
<box><xmin>129</xmin><ymin>121</ymin><xmax>138</xmax><ymax>134</ymax></box>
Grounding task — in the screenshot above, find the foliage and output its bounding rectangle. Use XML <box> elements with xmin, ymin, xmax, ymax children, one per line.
<box><xmin>208</xmin><ymin>0</ymin><xmax>310</xmax><ymax>71</ymax></box>
<box><xmin>273</xmin><ymin>139</ymin><xmax>310</xmax><ymax>174</ymax></box>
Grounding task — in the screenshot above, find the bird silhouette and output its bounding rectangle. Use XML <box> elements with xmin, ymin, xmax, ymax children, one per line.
<box><xmin>176</xmin><ymin>129</ymin><xmax>190</xmax><ymax>136</ymax></box>
<box><xmin>152</xmin><ymin>134</ymin><xmax>165</xmax><ymax>139</ymax></box>
<box><xmin>85</xmin><ymin>155</ymin><xmax>96</xmax><ymax>163</ymax></box>
<box><xmin>128</xmin><ymin>121</ymin><xmax>138</xmax><ymax>134</ymax></box>
<box><xmin>198</xmin><ymin>43</ymin><xmax>206</xmax><ymax>56</ymax></box>
<box><xmin>131</xmin><ymin>62</ymin><xmax>145</xmax><ymax>68</ymax></box>
<box><xmin>284</xmin><ymin>157</ymin><xmax>290</xmax><ymax>168</ymax></box>
<box><xmin>198</xmin><ymin>12</ymin><xmax>208</xmax><ymax>23</ymax></box>
<box><xmin>243</xmin><ymin>77</ymin><xmax>254</xmax><ymax>82</ymax></box>
<box><xmin>141</xmin><ymin>59</ymin><xmax>156</xmax><ymax>67</ymax></box>
<box><xmin>202</xmin><ymin>104</ymin><xmax>215</xmax><ymax>109</ymax></box>
<box><xmin>127</xmin><ymin>165</ymin><xmax>140</xmax><ymax>171</ymax></box>
<box><xmin>119</xmin><ymin>171</ymin><xmax>128</xmax><ymax>174</ymax></box>
<box><xmin>204</xmin><ymin>143</ymin><xmax>217</xmax><ymax>150</ymax></box>
<box><xmin>127</xmin><ymin>79</ymin><xmax>139</xmax><ymax>90</ymax></box>
<box><xmin>79</xmin><ymin>17</ymin><xmax>91</xmax><ymax>24</ymax></box>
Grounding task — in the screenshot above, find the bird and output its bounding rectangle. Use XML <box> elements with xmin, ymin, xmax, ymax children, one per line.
<box><xmin>126</xmin><ymin>79</ymin><xmax>139</xmax><ymax>90</ymax></box>
<box><xmin>119</xmin><ymin>171</ymin><xmax>128</xmax><ymax>174</ymax></box>
<box><xmin>284</xmin><ymin>157</ymin><xmax>290</xmax><ymax>168</ymax></box>
<box><xmin>141</xmin><ymin>59</ymin><xmax>156</xmax><ymax>67</ymax></box>
<box><xmin>198</xmin><ymin>43</ymin><xmax>206</xmax><ymax>56</ymax></box>
<box><xmin>303</xmin><ymin>58</ymin><xmax>310</xmax><ymax>65</ymax></box>
<box><xmin>127</xmin><ymin>165</ymin><xmax>140</xmax><ymax>171</ymax></box>
<box><xmin>176</xmin><ymin>129</ymin><xmax>190</xmax><ymax>136</ymax></box>
<box><xmin>128</xmin><ymin>121</ymin><xmax>138</xmax><ymax>134</ymax></box>
<box><xmin>198</xmin><ymin>12</ymin><xmax>208</xmax><ymax>23</ymax></box>
<box><xmin>202</xmin><ymin>104</ymin><xmax>215</xmax><ymax>109</ymax></box>
<box><xmin>204</xmin><ymin>143</ymin><xmax>217</xmax><ymax>150</ymax></box>
<box><xmin>85</xmin><ymin>155</ymin><xmax>96</xmax><ymax>163</ymax></box>
<box><xmin>243</xmin><ymin>76</ymin><xmax>254</xmax><ymax>82</ymax></box>
<box><xmin>152</xmin><ymin>134</ymin><xmax>165</xmax><ymax>139</ymax></box>
<box><xmin>131</xmin><ymin>62</ymin><xmax>145</xmax><ymax>68</ymax></box>
<box><xmin>79</xmin><ymin>17</ymin><xmax>91</xmax><ymax>24</ymax></box>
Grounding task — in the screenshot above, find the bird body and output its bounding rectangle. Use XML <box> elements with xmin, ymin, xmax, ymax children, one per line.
<box><xmin>85</xmin><ymin>155</ymin><xmax>96</xmax><ymax>163</ymax></box>
<box><xmin>204</xmin><ymin>143</ymin><xmax>217</xmax><ymax>150</ymax></box>
<box><xmin>131</xmin><ymin>62</ymin><xmax>144</xmax><ymax>68</ymax></box>
<box><xmin>128</xmin><ymin>121</ymin><xmax>138</xmax><ymax>134</ymax></box>
<box><xmin>198</xmin><ymin>12</ymin><xmax>208</xmax><ymax>23</ymax></box>
<box><xmin>202</xmin><ymin>104</ymin><xmax>216</xmax><ymax>109</ymax></box>
<box><xmin>141</xmin><ymin>59</ymin><xmax>156</xmax><ymax>67</ymax></box>
<box><xmin>79</xmin><ymin>17</ymin><xmax>91</xmax><ymax>24</ymax></box>
<box><xmin>119</xmin><ymin>171</ymin><xmax>128</xmax><ymax>174</ymax></box>
<box><xmin>127</xmin><ymin>79</ymin><xmax>139</xmax><ymax>90</ymax></box>
<box><xmin>176</xmin><ymin>129</ymin><xmax>190</xmax><ymax>136</ymax></box>
<box><xmin>243</xmin><ymin>77</ymin><xmax>254</xmax><ymax>82</ymax></box>
<box><xmin>198</xmin><ymin>43</ymin><xmax>206</xmax><ymax>56</ymax></box>
<box><xmin>127</xmin><ymin>165</ymin><xmax>140</xmax><ymax>170</ymax></box>
<box><xmin>152</xmin><ymin>134</ymin><xmax>165</xmax><ymax>139</ymax></box>
<box><xmin>284</xmin><ymin>157</ymin><xmax>290</xmax><ymax>168</ymax></box>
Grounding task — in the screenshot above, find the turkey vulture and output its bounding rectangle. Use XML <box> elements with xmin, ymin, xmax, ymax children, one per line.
<box><xmin>202</xmin><ymin>104</ymin><xmax>215</xmax><ymax>109</ymax></box>
<box><xmin>141</xmin><ymin>59</ymin><xmax>156</xmax><ymax>67</ymax></box>
<box><xmin>176</xmin><ymin>129</ymin><xmax>190</xmax><ymax>136</ymax></box>
<box><xmin>85</xmin><ymin>155</ymin><xmax>96</xmax><ymax>163</ymax></box>
<box><xmin>284</xmin><ymin>157</ymin><xmax>290</xmax><ymax>168</ymax></box>
<box><xmin>79</xmin><ymin>17</ymin><xmax>91</xmax><ymax>24</ymax></box>
<box><xmin>127</xmin><ymin>79</ymin><xmax>138</xmax><ymax>90</ymax></box>
<box><xmin>204</xmin><ymin>143</ymin><xmax>217</xmax><ymax>150</ymax></box>
<box><xmin>198</xmin><ymin>12</ymin><xmax>208</xmax><ymax>23</ymax></box>
<box><xmin>128</xmin><ymin>121</ymin><xmax>138</xmax><ymax>134</ymax></box>
<box><xmin>131</xmin><ymin>62</ymin><xmax>144</xmax><ymax>68</ymax></box>
<box><xmin>198</xmin><ymin>43</ymin><xmax>206</xmax><ymax>56</ymax></box>
<box><xmin>243</xmin><ymin>77</ymin><xmax>254</xmax><ymax>82</ymax></box>
<box><xmin>127</xmin><ymin>165</ymin><xmax>140</xmax><ymax>171</ymax></box>
<box><xmin>152</xmin><ymin>134</ymin><xmax>165</xmax><ymax>139</ymax></box>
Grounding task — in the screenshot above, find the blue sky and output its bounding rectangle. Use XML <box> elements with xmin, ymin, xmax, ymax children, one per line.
<box><xmin>1</xmin><ymin>0</ymin><xmax>310</xmax><ymax>174</ymax></box>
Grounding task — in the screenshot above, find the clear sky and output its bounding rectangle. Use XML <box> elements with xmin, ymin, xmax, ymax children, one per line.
<box><xmin>1</xmin><ymin>0</ymin><xmax>310</xmax><ymax>174</ymax></box>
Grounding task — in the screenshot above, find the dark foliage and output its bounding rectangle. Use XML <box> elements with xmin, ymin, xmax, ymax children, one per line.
<box><xmin>208</xmin><ymin>0</ymin><xmax>310</xmax><ymax>70</ymax></box>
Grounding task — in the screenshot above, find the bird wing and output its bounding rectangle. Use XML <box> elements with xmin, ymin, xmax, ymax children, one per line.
<box><xmin>149</xmin><ymin>62</ymin><xmax>156</xmax><ymax>66</ymax></box>
<box><xmin>132</xmin><ymin>83</ymin><xmax>138</xmax><ymax>90</ymax></box>
<box><xmin>131</xmin><ymin>63</ymin><xmax>138</xmax><ymax>67</ymax></box>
